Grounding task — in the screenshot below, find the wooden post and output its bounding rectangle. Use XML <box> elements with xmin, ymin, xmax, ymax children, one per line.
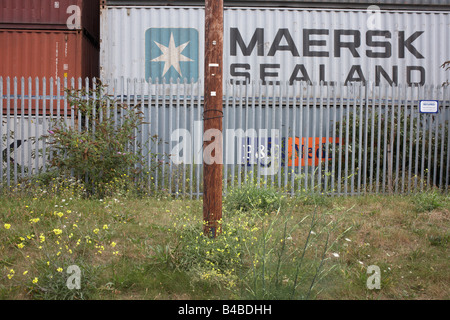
<box><xmin>203</xmin><ymin>0</ymin><xmax>224</xmax><ymax>238</ymax></box>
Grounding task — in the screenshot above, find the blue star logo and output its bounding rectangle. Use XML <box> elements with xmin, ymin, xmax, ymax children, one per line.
<box><xmin>146</xmin><ymin>28</ymin><xmax>199</xmax><ymax>83</ymax></box>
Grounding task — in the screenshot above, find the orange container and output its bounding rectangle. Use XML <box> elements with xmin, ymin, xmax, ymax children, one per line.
<box><xmin>0</xmin><ymin>28</ymin><xmax>99</xmax><ymax>115</ymax></box>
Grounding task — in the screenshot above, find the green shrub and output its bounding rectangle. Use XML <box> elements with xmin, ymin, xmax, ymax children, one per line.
<box><xmin>412</xmin><ymin>190</ymin><xmax>447</xmax><ymax>212</ymax></box>
<box><xmin>169</xmin><ymin>196</ymin><xmax>342</xmax><ymax>299</ymax></box>
<box><xmin>170</xmin><ymin>210</ymin><xmax>257</xmax><ymax>293</ymax></box>
<box><xmin>44</xmin><ymin>82</ymin><xmax>151</xmax><ymax>197</ymax></box>
<box><xmin>224</xmin><ymin>184</ymin><xmax>286</xmax><ymax>213</ymax></box>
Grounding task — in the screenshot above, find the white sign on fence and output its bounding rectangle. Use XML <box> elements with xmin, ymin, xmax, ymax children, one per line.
<box><xmin>419</xmin><ymin>100</ymin><xmax>439</xmax><ymax>113</ymax></box>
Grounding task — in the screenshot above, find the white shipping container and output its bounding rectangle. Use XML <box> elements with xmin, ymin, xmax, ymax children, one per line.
<box><xmin>100</xmin><ymin>6</ymin><xmax>450</xmax><ymax>97</ymax></box>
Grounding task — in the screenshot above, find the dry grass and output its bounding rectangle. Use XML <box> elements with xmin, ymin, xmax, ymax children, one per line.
<box><xmin>314</xmin><ymin>194</ymin><xmax>449</xmax><ymax>300</ymax></box>
<box><xmin>0</xmin><ymin>188</ymin><xmax>448</xmax><ymax>300</ymax></box>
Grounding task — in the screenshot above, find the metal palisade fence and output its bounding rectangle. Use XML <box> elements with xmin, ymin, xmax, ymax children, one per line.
<box><xmin>1</xmin><ymin>76</ymin><xmax>449</xmax><ymax>196</ymax></box>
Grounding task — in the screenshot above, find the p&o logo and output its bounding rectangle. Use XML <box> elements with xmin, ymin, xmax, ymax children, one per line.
<box><xmin>145</xmin><ymin>28</ymin><xmax>199</xmax><ymax>83</ymax></box>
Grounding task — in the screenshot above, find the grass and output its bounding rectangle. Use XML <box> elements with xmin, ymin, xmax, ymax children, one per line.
<box><xmin>0</xmin><ymin>180</ymin><xmax>448</xmax><ymax>300</ymax></box>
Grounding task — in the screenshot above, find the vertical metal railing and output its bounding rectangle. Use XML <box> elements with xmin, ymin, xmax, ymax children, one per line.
<box><xmin>1</xmin><ymin>76</ymin><xmax>449</xmax><ymax>196</ymax></box>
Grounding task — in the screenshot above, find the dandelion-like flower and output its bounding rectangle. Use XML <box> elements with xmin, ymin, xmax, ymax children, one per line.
<box><xmin>7</xmin><ymin>269</ymin><xmax>15</xmax><ymax>279</ymax></box>
<box><xmin>4</xmin><ymin>223</ymin><xmax>11</xmax><ymax>230</ymax></box>
<box><xmin>54</xmin><ymin>211</ymin><xmax>64</xmax><ymax>218</ymax></box>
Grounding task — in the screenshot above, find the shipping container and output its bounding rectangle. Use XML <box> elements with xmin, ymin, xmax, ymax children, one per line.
<box><xmin>103</xmin><ymin>0</ymin><xmax>450</xmax><ymax>11</ymax></box>
<box><xmin>0</xmin><ymin>0</ymin><xmax>100</xmax><ymax>44</ymax></box>
<box><xmin>1</xmin><ymin>29</ymin><xmax>99</xmax><ymax>114</ymax></box>
<box><xmin>99</xmin><ymin>6</ymin><xmax>450</xmax><ymax>98</ymax></box>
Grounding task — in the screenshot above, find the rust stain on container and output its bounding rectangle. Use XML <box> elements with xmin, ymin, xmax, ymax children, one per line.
<box><xmin>0</xmin><ymin>29</ymin><xmax>99</xmax><ymax>115</ymax></box>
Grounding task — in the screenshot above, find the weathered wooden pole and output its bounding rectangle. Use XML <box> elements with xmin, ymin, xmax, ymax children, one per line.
<box><xmin>203</xmin><ymin>0</ymin><xmax>224</xmax><ymax>238</ymax></box>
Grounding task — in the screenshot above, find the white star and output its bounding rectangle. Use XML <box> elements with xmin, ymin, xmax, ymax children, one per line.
<box><xmin>151</xmin><ymin>32</ymin><xmax>193</xmax><ymax>78</ymax></box>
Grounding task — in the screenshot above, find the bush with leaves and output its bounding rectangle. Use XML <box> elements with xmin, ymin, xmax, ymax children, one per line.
<box><xmin>44</xmin><ymin>82</ymin><xmax>149</xmax><ymax>197</ymax></box>
<box><xmin>223</xmin><ymin>183</ymin><xmax>286</xmax><ymax>214</ymax></box>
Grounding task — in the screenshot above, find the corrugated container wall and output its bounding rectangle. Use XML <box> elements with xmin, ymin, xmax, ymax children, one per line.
<box><xmin>0</xmin><ymin>29</ymin><xmax>99</xmax><ymax>80</ymax></box>
<box><xmin>99</xmin><ymin>6</ymin><xmax>450</xmax><ymax>98</ymax></box>
<box><xmin>103</xmin><ymin>0</ymin><xmax>450</xmax><ymax>11</ymax></box>
<box><xmin>0</xmin><ymin>0</ymin><xmax>100</xmax><ymax>114</ymax></box>
<box><xmin>0</xmin><ymin>0</ymin><xmax>100</xmax><ymax>43</ymax></box>
<box><xmin>1</xmin><ymin>29</ymin><xmax>100</xmax><ymax>115</ymax></box>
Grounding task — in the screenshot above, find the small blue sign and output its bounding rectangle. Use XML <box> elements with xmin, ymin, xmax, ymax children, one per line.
<box><xmin>419</xmin><ymin>100</ymin><xmax>439</xmax><ymax>114</ymax></box>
